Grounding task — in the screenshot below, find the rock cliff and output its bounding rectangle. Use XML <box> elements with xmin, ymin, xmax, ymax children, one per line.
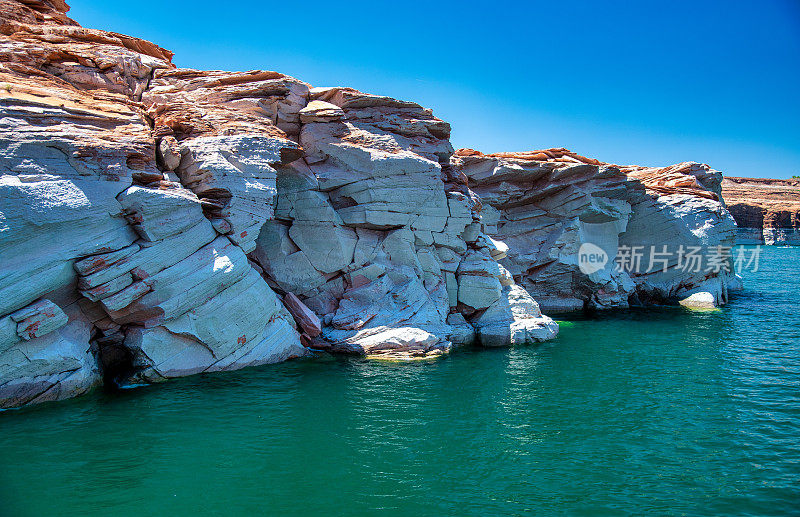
<box><xmin>721</xmin><ymin>177</ymin><xmax>800</xmax><ymax>245</ymax></box>
<box><xmin>452</xmin><ymin>149</ymin><xmax>737</xmax><ymax>312</ymax></box>
<box><xmin>0</xmin><ymin>0</ymin><xmax>737</xmax><ymax>409</ymax></box>
<box><xmin>0</xmin><ymin>0</ymin><xmax>558</xmax><ymax>408</ymax></box>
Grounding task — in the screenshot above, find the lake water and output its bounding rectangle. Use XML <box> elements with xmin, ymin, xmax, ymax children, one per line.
<box><xmin>1</xmin><ymin>246</ymin><xmax>798</xmax><ymax>516</ymax></box>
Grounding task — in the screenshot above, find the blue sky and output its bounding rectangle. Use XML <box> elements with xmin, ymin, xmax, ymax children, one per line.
<box><xmin>70</xmin><ymin>0</ymin><xmax>800</xmax><ymax>178</ymax></box>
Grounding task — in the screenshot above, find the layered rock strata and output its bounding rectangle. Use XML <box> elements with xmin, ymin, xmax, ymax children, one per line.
<box><xmin>0</xmin><ymin>0</ymin><xmax>743</xmax><ymax>409</ymax></box>
<box><xmin>0</xmin><ymin>0</ymin><xmax>558</xmax><ymax>408</ymax></box>
<box><xmin>452</xmin><ymin>149</ymin><xmax>738</xmax><ymax>312</ymax></box>
<box><xmin>721</xmin><ymin>177</ymin><xmax>800</xmax><ymax>245</ymax></box>
<box><xmin>0</xmin><ymin>0</ymin><xmax>307</xmax><ymax>406</ymax></box>
<box><xmin>250</xmin><ymin>87</ymin><xmax>558</xmax><ymax>358</ymax></box>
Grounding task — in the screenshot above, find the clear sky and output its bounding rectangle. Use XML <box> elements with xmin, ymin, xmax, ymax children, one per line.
<box><xmin>69</xmin><ymin>0</ymin><xmax>800</xmax><ymax>178</ymax></box>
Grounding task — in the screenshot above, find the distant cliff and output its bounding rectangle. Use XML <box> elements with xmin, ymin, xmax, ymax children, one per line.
<box><xmin>722</xmin><ymin>177</ymin><xmax>800</xmax><ymax>245</ymax></box>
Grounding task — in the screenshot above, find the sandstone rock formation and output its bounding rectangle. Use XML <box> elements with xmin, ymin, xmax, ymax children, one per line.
<box><xmin>0</xmin><ymin>0</ymin><xmax>558</xmax><ymax>408</ymax></box>
<box><xmin>721</xmin><ymin>177</ymin><xmax>800</xmax><ymax>245</ymax></box>
<box><xmin>452</xmin><ymin>149</ymin><xmax>738</xmax><ymax>312</ymax></box>
<box><xmin>0</xmin><ymin>0</ymin><xmax>743</xmax><ymax>409</ymax></box>
<box><xmin>249</xmin><ymin>86</ymin><xmax>558</xmax><ymax>359</ymax></box>
<box><xmin>0</xmin><ymin>0</ymin><xmax>307</xmax><ymax>406</ymax></box>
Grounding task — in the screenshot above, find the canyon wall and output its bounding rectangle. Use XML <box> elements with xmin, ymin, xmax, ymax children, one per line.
<box><xmin>0</xmin><ymin>0</ymin><xmax>737</xmax><ymax>409</ymax></box>
<box><xmin>0</xmin><ymin>0</ymin><xmax>310</xmax><ymax>405</ymax></box>
<box><xmin>453</xmin><ymin>150</ymin><xmax>737</xmax><ymax>312</ymax></box>
<box><xmin>0</xmin><ymin>0</ymin><xmax>557</xmax><ymax>408</ymax></box>
<box><xmin>721</xmin><ymin>177</ymin><xmax>800</xmax><ymax>245</ymax></box>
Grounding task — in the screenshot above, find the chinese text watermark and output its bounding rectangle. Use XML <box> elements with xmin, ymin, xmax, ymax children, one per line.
<box><xmin>578</xmin><ymin>244</ymin><xmax>761</xmax><ymax>275</ymax></box>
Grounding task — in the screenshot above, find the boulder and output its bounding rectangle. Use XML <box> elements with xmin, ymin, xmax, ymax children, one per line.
<box><xmin>283</xmin><ymin>293</ymin><xmax>322</xmax><ymax>337</ymax></box>
<box><xmin>328</xmin><ymin>326</ymin><xmax>451</xmax><ymax>360</ymax></box>
<box><xmin>299</xmin><ymin>100</ymin><xmax>345</xmax><ymax>123</ymax></box>
<box><xmin>474</xmin><ymin>286</ymin><xmax>560</xmax><ymax>347</ymax></box>
<box><xmin>157</xmin><ymin>136</ymin><xmax>182</xmax><ymax>171</ymax></box>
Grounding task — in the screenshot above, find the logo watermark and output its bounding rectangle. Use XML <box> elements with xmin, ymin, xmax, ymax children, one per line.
<box><xmin>578</xmin><ymin>243</ymin><xmax>609</xmax><ymax>274</ymax></box>
<box><xmin>577</xmin><ymin>244</ymin><xmax>761</xmax><ymax>275</ymax></box>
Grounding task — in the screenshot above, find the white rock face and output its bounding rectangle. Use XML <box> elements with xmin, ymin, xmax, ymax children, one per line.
<box><xmin>453</xmin><ymin>149</ymin><xmax>738</xmax><ymax>312</ymax></box>
<box><xmin>0</xmin><ymin>5</ymin><xmax>558</xmax><ymax>408</ymax></box>
<box><xmin>0</xmin><ymin>37</ymin><xmax>153</xmax><ymax>406</ymax></box>
<box><xmin>3</xmin><ymin>0</ymin><xmax>738</xmax><ymax>409</ymax></box>
<box><xmin>174</xmin><ymin>135</ymin><xmax>301</xmax><ymax>253</ymax></box>
<box><xmin>251</xmin><ymin>88</ymin><xmax>558</xmax><ymax>359</ymax></box>
<box><xmin>124</xmin><ymin>268</ymin><xmax>305</xmax><ymax>382</ymax></box>
<box><xmin>0</xmin><ymin>2</ymin><xmax>312</xmax><ymax>407</ymax></box>
<box><xmin>0</xmin><ymin>287</ymin><xmax>102</xmax><ymax>409</ymax></box>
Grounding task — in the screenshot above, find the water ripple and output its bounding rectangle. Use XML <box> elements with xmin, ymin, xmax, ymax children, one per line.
<box><xmin>0</xmin><ymin>246</ymin><xmax>798</xmax><ymax>516</ymax></box>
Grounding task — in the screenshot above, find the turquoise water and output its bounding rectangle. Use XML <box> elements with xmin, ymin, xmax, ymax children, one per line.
<box><xmin>1</xmin><ymin>246</ymin><xmax>798</xmax><ymax>516</ymax></box>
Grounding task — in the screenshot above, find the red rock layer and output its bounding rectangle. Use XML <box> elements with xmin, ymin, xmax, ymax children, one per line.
<box><xmin>722</xmin><ymin>177</ymin><xmax>800</xmax><ymax>234</ymax></box>
<box><xmin>454</xmin><ymin>148</ymin><xmax>721</xmax><ymax>201</ymax></box>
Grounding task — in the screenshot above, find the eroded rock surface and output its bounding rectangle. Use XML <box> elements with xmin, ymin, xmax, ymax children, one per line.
<box><xmin>251</xmin><ymin>86</ymin><xmax>557</xmax><ymax>359</ymax></box>
<box><xmin>721</xmin><ymin>177</ymin><xmax>800</xmax><ymax>245</ymax></box>
<box><xmin>0</xmin><ymin>0</ymin><xmax>306</xmax><ymax>407</ymax></box>
<box><xmin>453</xmin><ymin>149</ymin><xmax>738</xmax><ymax>312</ymax></box>
<box><xmin>0</xmin><ymin>0</ymin><xmax>742</xmax><ymax>409</ymax></box>
<box><xmin>0</xmin><ymin>0</ymin><xmax>558</xmax><ymax>408</ymax></box>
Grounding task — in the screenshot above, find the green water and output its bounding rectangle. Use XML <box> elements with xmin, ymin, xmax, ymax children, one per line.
<box><xmin>1</xmin><ymin>246</ymin><xmax>798</xmax><ymax>516</ymax></box>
